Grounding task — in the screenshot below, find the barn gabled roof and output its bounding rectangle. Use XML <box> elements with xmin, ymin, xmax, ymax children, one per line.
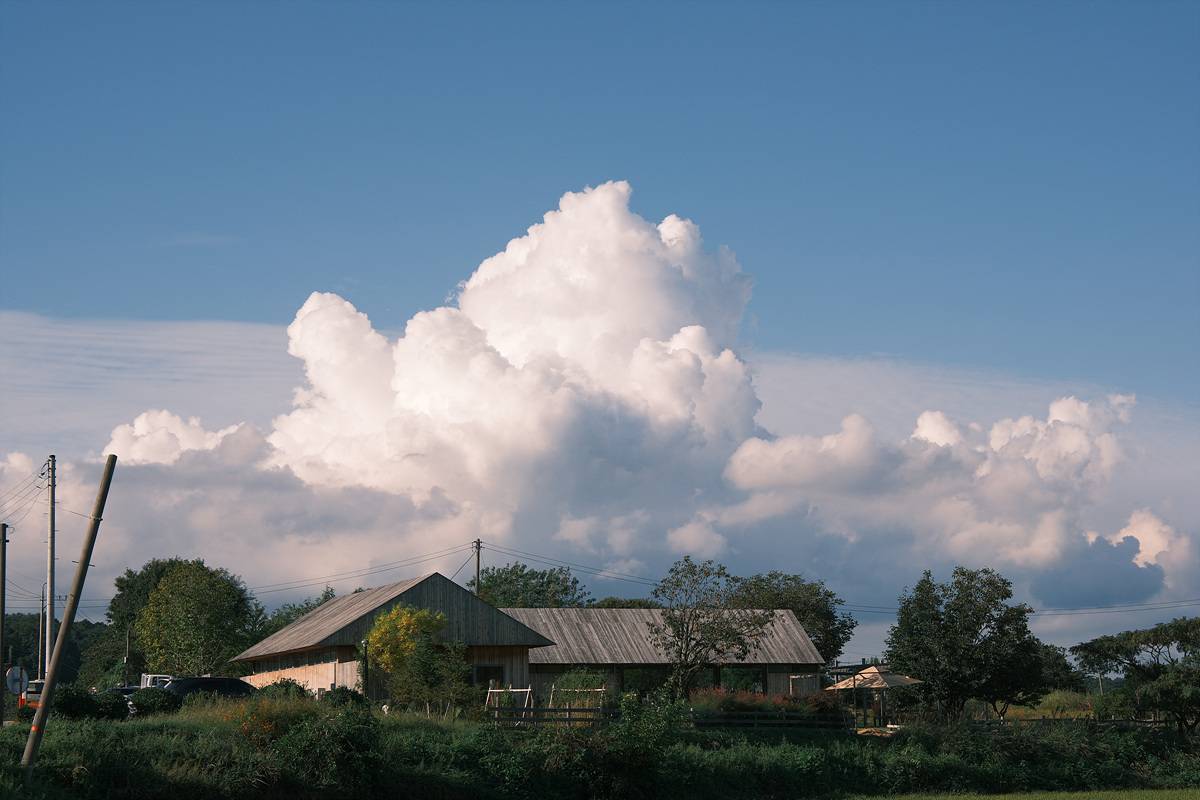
<box><xmin>234</xmin><ymin>572</ymin><xmax>553</xmax><ymax>661</ymax></box>
<box><xmin>500</xmin><ymin>608</ymin><xmax>824</xmax><ymax>666</ymax></box>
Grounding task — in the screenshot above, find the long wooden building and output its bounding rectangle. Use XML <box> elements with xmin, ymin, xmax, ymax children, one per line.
<box><xmin>234</xmin><ymin>572</ymin><xmax>825</xmax><ymax>697</ymax></box>
<box><xmin>501</xmin><ymin>607</ymin><xmax>825</xmax><ymax>697</ymax></box>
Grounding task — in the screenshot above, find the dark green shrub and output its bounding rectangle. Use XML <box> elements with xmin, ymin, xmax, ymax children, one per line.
<box><xmin>16</xmin><ymin>703</ymin><xmax>34</xmax><ymax>722</ymax></box>
<box><xmin>52</xmin><ymin>683</ymin><xmax>99</xmax><ymax>719</ymax></box>
<box><xmin>93</xmin><ymin>690</ymin><xmax>131</xmax><ymax>720</ymax></box>
<box><xmin>273</xmin><ymin>707</ymin><xmax>380</xmax><ymax>791</ymax></box>
<box><xmin>320</xmin><ymin>685</ymin><xmax>366</xmax><ymax>707</ymax></box>
<box><xmin>130</xmin><ymin>687</ymin><xmax>182</xmax><ymax>716</ymax></box>
<box><xmin>259</xmin><ymin>678</ymin><xmax>311</xmax><ymax>700</ymax></box>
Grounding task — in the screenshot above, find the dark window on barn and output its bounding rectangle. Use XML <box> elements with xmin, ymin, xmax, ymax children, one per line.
<box><xmin>473</xmin><ymin>665</ymin><xmax>505</xmax><ymax>687</ymax></box>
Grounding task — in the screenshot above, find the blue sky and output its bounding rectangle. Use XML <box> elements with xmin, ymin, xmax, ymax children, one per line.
<box><xmin>3</xmin><ymin>1</ymin><xmax>1196</xmax><ymax>399</ymax></box>
<box><xmin>1</xmin><ymin>3</ymin><xmax>1198</xmax><ymax>649</ymax></box>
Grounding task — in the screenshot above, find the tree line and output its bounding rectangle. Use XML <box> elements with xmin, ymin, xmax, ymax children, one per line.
<box><xmin>33</xmin><ymin>553</ymin><xmax>1195</xmax><ymax>734</ymax></box>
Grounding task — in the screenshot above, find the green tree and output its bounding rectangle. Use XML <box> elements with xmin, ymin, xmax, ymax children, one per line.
<box><xmin>1039</xmin><ymin>643</ymin><xmax>1087</xmax><ymax>692</ymax></box>
<box><xmin>1072</xmin><ymin>616</ymin><xmax>1200</xmax><ymax>733</ymax></box>
<box><xmin>135</xmin><ymin>561</ymin><xmax>260</xmax><ymax>676</ymax></box>
<box><xmin>592</xmin><ymin>596</ymin><xmax>663</xmax><ymax>609</ymax></box>
<box><xmin>2</xmin><ymin>613</ymin><xmax>104</xmax><ymax>686</ymax></box>
<box><xmin>77</xmin><ymin>558</ymin><xmax>197</xmax><ymax>688</ymax></box>
<box><xmin>729</xmin><ymin>571</ymin><xmax>857</xmax><ymax>663</ymax></box>
<box><xmin>468</xmin><ymin>562</ymin><xmax>591</xmax><ymax>607</ymax></box>
<box><xmin>255</xmin><ymin>586</ymin><xmax>336</xmax><ymax>639</ymax></box>
<box><xmin>366</xmin><ymin>605</ymin><xmax>471</xmax><ymax>714</ymax></box>
<box><xmin>647</xmin><ymin>557</ymin><xmax>774</xmax><ymax>698</ymax></box>
<box><xmin>885</xmin><ymin>567</ymin><xmax>1044</xmax><ymax>720</ymax></box>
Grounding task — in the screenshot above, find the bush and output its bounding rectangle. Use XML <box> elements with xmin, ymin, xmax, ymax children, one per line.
<box><xmin>93</xmin><ymin>690</ymin><xmax>131</xmax><ymax>720</ymax></box>
<box><xmin>16</xmin><ymin>703</ymin><xmax>34</xmax><ymax>722</ymax></box>
<box><xmin>273</xmin><ymin>707</ymin><xmax>380</xmax><ymax>791</ymax></box>
<box><xmin>53</xmin><ymin>683</ymin><xmax>99</xmax><ymax>719</ymax></box>
<box><xmin>320</xmin><ymin>685</ymin><xmax>366</xmax><ymax>707</ymax></box>
<box><xmin>259</xmin><ymin>678</ymin><xmax>311</xmax><ymax>700</ymax></box>
<box><xmin>130</xmin><ymin>687</ymin><xmax>182</xmax><ymax>716</ymax></box>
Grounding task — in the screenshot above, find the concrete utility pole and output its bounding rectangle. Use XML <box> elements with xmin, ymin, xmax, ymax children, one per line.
<box><xmin>23</xmin><ymin>454</ymin><xmax>116</xmax><ymax>787</ymax></box>
<box><xmin>1</xmin><ymin>523</ymin><xmax>7</xmax><ymax>724</ymax></box>
<box><xmin>36</xmin><ymin>585</ymin><xmax>44</xmax><ymax>680</ymax></box>
<box><xmin>473</xmin><ymin>539</ymin><xmax>482</xmax><ymax>594</ymax></box>
<box><xmin>45</xmin><ymin>454</ymin><xmax>55</xmax><ymax>674</ymax></box>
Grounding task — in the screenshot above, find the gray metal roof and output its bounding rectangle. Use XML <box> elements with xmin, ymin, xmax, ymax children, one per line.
<box><xmin>500</xmin><ymin>608</ymin><xmax>824</xmax><ymax>666</ymax></box>
<box><xmin>235</xmin><ymin>573</ymin><xmax>553</xmax><ymax>661</ymax></box>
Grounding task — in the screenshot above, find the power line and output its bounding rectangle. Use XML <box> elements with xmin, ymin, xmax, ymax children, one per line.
<box><xmin>448</xmin><ymin>551</ymin><xmax>475</xmax><ymax>582</ymax></box>
<box><xmin>483</xmin><ymin>542</ymin><xmax>658</xmax><ymax>587</ymax></box>
<box><xmin>0</xmin><ymin>480</ymin><xmax>44</xmax><ymax>516</ymax></box>
<box><xmin>248</xmin><ymin>542</ymin><xmax>474</xmax><ymax>595</ymax></box>
<box><xmin>0</xmin><ymin>474</ymin><xmax>42</xmax><ymax>507</ymax></box>
<box><xmin>481</xmin><ymin>541</ymin><xmax>1200</xmax><ymax>619</ymax></box>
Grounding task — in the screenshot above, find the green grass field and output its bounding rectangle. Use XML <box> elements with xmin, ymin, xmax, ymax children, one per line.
<box><xmin>856</xmin><ymin>790</ymin><xmax>1200</xmax><ymax>800</ymax></box>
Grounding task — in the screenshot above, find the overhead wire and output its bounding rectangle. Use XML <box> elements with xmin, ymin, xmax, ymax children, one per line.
<box><xmin>0</xmin><ymin>480</ymin><xmax>45</xmax><ymax>517</ymax></box>
<box><xmin>480</xmin><ymin>540</ymin><xmax>1200</xmax><ymax>619</ymax></box>
<box><xmin>0</xmin><ymin>473</ymin><xmax>42</xmax><ymax>507</ymax></box>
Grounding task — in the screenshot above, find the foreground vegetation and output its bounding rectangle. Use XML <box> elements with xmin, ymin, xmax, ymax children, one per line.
<box><xmin>852</xmin><ymin>792</ymin><xmax>1200</xmax><ymax>800</ymax></box>
<box><xmin>0</xmin><ymin>694</ymin><xmax>1197</xmax><ymax>800</ymax></box>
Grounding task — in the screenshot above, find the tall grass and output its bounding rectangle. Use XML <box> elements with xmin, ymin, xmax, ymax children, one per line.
<box><xmin>0</xmin><ymin>698</ymin><xmax>1196</xmax><ymax>800</ymax></box>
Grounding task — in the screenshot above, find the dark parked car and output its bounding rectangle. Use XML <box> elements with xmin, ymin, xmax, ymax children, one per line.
<box><xmin>162</xmin><ymin>677</ymin><xmax>257</xmax><ymax>699</ymax></box>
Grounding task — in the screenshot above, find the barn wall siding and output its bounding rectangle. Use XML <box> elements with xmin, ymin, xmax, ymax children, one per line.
<box><xmin>466</xmin><ymin>645</ymin><xmax>530</xmax><ymax>688</ymax></box>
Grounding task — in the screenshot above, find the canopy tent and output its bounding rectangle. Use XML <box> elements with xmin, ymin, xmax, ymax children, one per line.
<box><xmin>825</xmin><ymin>665</ymin><xmax>922</xmax><ymax>728</ymax></box>
<box><xmin>825</xmin><ymin>665</ymin><xmax>922</xmax><ymax>691</ymax></box>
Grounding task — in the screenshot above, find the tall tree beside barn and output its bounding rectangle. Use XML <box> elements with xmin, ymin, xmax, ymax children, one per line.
<box><xmin>135</xmin><ymin>561</ymin><xmax>261</xmax><ymax>676</ymax></box>
<box><xmin>885</xmin><ymin>567</ymin><xmax>1046</xmax><ymax>720</ymax></box>
<box><xmin>365</xmin><ymin>605</ymin><xmax>472</xmax><ymax>713</ymax></box>
<box><xmin>729</xmin><ymin>572</ymin><xmax>857</xmax><ymax>663</ymax></box>
<box><xmin>648</xmin><ymin>557</ymin><xmax>774</xmax><ymax>698</ymax></box>
<box><xmin>469</xmin><ymin>563</ymin><xmax>592</xmax><ymax>607</ymax></box>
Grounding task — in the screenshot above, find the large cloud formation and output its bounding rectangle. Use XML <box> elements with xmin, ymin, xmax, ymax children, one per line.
<box><xmin>3</xmin><ymin>181</ymin><xmax>1192</xmax><ymax>632</ymax></box>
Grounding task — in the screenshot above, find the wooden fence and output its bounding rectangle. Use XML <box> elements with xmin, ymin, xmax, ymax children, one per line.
<box><xmin>692</xmin><ymin>711</ymin><xmax>852</xmax><ymax>730</ymax></box>
<box><xmin>490</xmin><ymin>706</ymin><xmax>619</xmax><ymax>727</ymax></box>
<box><xmin>971</xmin><ymin>717</ymin><xmax>1170</xmax><ymax>732</ymax></box>
<box><xmin>490</xmin><ymin>706</ymin><xmax>852</xmax><ymax>730</ymax></box>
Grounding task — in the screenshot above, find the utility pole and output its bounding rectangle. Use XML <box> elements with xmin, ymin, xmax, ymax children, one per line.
<box><xmin>1</xmin><ymin>523</ymin><xmax>7</xmax><ymax>724</ymax></box>
<box><xmin>23</xmin><ymin>454</ymin><xmax>116</xmax><ymax>787</ymax></box>
<box><xmin>45</xmin><ymin>454</ymin><xmax>55</xmax><ymax>675</ymax></box>
<box><xmin>473</xmin><ymin>539</ymin><xmax>482</xmax><ymax>594</ymax></box>
<box><xmin>36</xmin><ymin>585</ymin><xmax>44</xmax><ymax>680</ymax></box>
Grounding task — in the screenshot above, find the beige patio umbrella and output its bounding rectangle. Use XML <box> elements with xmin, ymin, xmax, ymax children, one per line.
<box><xmin>825</xmin><ymin>666</ymin><xmax>922</xmax><ymax>727</ymax></box>
<box><xmin>825</xmin><ymin>665</ymin><xmax>922</xmax><ymax>691</ymax></box>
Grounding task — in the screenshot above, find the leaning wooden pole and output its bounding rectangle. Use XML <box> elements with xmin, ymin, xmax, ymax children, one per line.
<box><xmin>21</xmin><ymin>455</ymin><xmax>116</xmax><ymax>786</ymax></box>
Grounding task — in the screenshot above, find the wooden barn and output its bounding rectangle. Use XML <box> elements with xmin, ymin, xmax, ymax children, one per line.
<box><xmin>235</xmin><ymin>572</ymin><xmax>825</xmax><ymax>699</ymax></box>
<box><xmin>232</xmin><ymin>572</ymin><xmax>553</xmax><ymax>696</ymax></box>
<box><xmin>501</xmin><ymin>607</ymin><xmax>825</xmax><ymax>699</ymax></box>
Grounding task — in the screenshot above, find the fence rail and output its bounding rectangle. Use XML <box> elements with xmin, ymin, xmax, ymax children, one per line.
<box><xmin>692</xmin><ymin>711</ymin><xmax>852</xmax><ymax>730</ymax></box>
<box><xmin>490</xmin><ymin>706</ymin><xmax>618</xmax><ymax>727</ymax></box>
<box><xmin>491</xmin><ymin>706</ymin><xmax>853</xmax><ymax>730</ymax></box>
<box><xmin>970</xmin><ymin>717</ymin><xmax>1169</xmax><ymax>731</ymax></box>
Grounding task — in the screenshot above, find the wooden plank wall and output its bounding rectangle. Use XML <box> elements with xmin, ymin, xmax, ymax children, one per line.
<box><xmin>244</xmin><ymin>646</ymin><xmax>361</xmax><ymax>693</ymax></box>
<box><xmin>467</xmin><ymin>645</ymin><xmax>530</xmax><ymax>688</ymax></box>
<box><xmin>325</xmin><ymin>574</ymin><xmax>550</xmax><ymax>648</ymax></box>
